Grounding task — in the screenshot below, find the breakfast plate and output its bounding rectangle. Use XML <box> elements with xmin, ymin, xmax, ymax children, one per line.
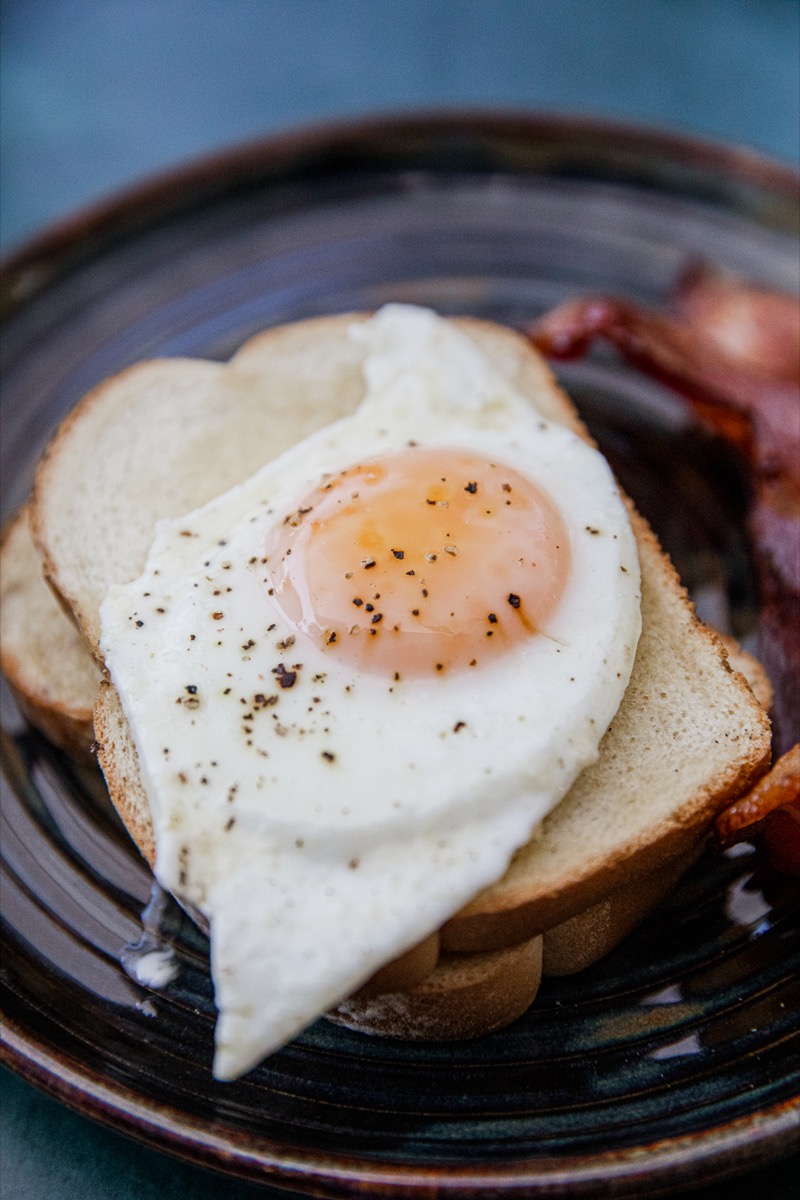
<box><xmin>1</xmin><ymin>113</ymin><xmax>799</xmax><ymax>1197</ymax></box>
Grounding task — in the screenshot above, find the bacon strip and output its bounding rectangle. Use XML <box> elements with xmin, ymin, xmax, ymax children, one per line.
<box><xmin>716</xmin><ymin>745</ymin><xmax>800</xmax><ymax>843</ymax></box>
<box><xmin>529</xmin><ymin>293</ymin><xmax>800</xmax><ymax>486</ymax></box>
<box><xmin>673</xmin><ymin>262</ymin><xmax>800</xmax><ymax>386</ymax></box>
<box><xmin>528</xmin><ymin>271</ymin><xmax>800</xmax><ymax>753</ymax></box>
<box><xmin>715</xmin><ymin>746</ymin><xmax>800</xmax><ymax>875</ymax></box>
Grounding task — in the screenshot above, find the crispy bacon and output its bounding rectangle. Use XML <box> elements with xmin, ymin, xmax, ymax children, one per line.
<box><xmin>529</xmin><ymin>292</ymin><xmax>799</xmax><ymax>485</ymax></box>
<box><xmin>673</xmin><ymin>262</ymin><xmax>800</xmax><ymax>386</ymax></box>
<box><xmin>528</xmin><ymin>270</ymin><xmax>800</xmax><ymax>754</ymax></box>
<box><xmin>715</xmin><ymin>746</ymin><xmax>800</xmax><ymax>875</ymax></box>
<box><xmin>529</xmin><ymin>269</ymin><xmax>800</xmax><ymax>871</ymax></box>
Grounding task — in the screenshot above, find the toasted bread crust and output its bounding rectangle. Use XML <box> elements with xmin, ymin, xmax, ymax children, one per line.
<box><xmin>329</xmin><ymin>936</ymin><xmax>543</xmax><ymax>1040</ymax></box>
<box><xmin>1</xmin><ymin>507</ymin><xmax>101</xmax><ymax>761</ymax></box>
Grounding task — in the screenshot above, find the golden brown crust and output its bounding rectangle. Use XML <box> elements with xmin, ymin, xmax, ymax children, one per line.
<box><xmin>541</xmin><ymin>841</ymin><xmax>705</xmax><ymax>976</ymax></box>
<box><xmin>328</xmin><ymin>936</ymin><xmax>543</xmax><ymax>1040</ymax></box>
<box><xmin>718</xmin><ymin>634</ymin><xmax>774</xmax><ymax>712</ymax></box>
<box><xmin>94</xmin><ymin>678</ymin><xmax>156</xmax><ymax>868</ymax></box>
<box><xmin>1</xmin><ymin>506</ymin><xmax>100</xmax><ymax>763</ymax></box>
<box><xmin>355</xmin><ymin>932</ymin><xmax>441</xmax><ymax>999</ymax></box>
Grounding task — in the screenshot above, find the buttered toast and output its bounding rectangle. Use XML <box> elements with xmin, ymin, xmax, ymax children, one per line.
<box><xmin>27</xmin><ymin>312</ymin><xmax>770</xmax><ymax>1057</ymax></box>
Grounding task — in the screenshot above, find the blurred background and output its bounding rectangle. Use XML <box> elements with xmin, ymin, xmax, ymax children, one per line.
<box><xmin>1</xmin><ymin>2</ymin><xmax>798</xmax><ymax>1199</ymax></box>
<box><xmin>1</xmin><ymin>0</ymin><xmax>799</xmax><ymax>254</ymax></box>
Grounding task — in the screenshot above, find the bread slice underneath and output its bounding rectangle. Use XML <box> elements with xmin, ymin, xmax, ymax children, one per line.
<box><xmin>0</xmin><ymin>506</ymin><xmax>100</xmax><ymax>761</ymax></box>
<box><xmin>330</xmin><ymin>935</ymin><xmax>544</xmax><ymax>1041</ymax></box>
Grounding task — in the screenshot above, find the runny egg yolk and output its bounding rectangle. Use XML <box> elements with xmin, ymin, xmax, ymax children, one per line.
<box><xmin>264</xmin><ymin>447</ymin><xmax>571</xmax><ymax>677</ymax></box>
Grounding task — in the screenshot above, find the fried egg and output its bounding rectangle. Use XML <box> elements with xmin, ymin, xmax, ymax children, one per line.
<box><xmin>100</xmin><ymin>306</ymin><xmax>642</xmax><ymax>1079</ymax></box>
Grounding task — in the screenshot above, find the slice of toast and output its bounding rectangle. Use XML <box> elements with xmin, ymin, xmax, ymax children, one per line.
<box><xmin>330</xmin><ymin>935</ymin><xmax>545</xmax><ymax>1041</ymax></box>
<box><xmin>33</xmin><ymin>313</ymin><xmax>771</xmax><ymax>1044</ymax></box>
<box><xmin>0</xmin><ymin>506</ymin><xmax>101</xmax><ymax>761</ymax></box>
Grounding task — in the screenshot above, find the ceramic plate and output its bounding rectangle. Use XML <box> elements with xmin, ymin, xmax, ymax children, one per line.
<box><xmin>2</xmin><ymin>113</ymin><xmax>799</xmax><ymax>1197</ymax></box>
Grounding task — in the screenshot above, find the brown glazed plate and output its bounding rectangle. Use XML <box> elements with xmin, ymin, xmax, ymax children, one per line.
<box><xmin>1</xmin><ymin>112</ymin><xmax>799</xmax><ymax>1197</ymax></box>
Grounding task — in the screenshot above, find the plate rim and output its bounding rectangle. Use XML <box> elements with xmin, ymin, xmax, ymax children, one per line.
<box><xmin>3</xmin><ymin>1018</ymin><xmax>799</xmax><ymax>1197</ymax></box>
<box><xmin>2</xmin><ymin>106</ymin><xmax>798</xmax><ymax>293</ymax></box>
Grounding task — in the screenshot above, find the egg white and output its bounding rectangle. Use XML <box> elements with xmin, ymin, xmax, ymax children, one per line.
<box><xmin>100</xmin><ymin>306</ymin><xmax>641</xmax><ymax>1078</ymax></box>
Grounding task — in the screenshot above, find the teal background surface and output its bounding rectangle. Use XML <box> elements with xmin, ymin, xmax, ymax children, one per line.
<box><xmin>2</xmin><ymin>0</ymin><xmax>799</xmax><ymax>253</ymax></box>
<box><xmin>1</xmin><ymin>2</ymin><xmax>798</xmax><ymax>1197</ymax></box>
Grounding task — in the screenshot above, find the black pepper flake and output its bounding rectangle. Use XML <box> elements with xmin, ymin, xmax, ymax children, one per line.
<box><xmin>391</xmin><ymin>548</ymin><xmax>405</xmax><ymax>559</ymax></box>
<box><xmin>405</xmin><ymin>569</ymin><xmax>415</xmax><ymax>576</ymax></box>
<box><xmin>224</xmin><ymin>817</ymin><xmax>236</xmax><ymax>832</ymax></box>
<box><xmin>436</xmin><ymin>663</ymin><xmax>444</xmax><ymax>671</ymax></box>
<box><xmin>371</xmin><ymin>612</ymin><xmax>383</xmax><ymax>624</ymax></box>
<box><xmin>156</xmin><ymin>607</ymin><xmax>165</xmax><ymax>614</ymax></box>
<box><xmin>326</xmin><ymin>631</ymin><xmax>337</xmax><ymax>644</ymax></box>
<box><xmin>321</xmin><ymin>750</ymin><xmax>336</xmax><ymax>762</ymax></box>
<box><xmin>422</xmin><ymin>588</ymin><xmax>429</xmax><ymax>597</ymax></box>
<box><xmin>488</xmin><ymin>612</ymin><xmax>498</xmax><ymax>623</ymax></box>
<box><xmin>135</xmin><ymin>620</ymin><xmax>144</xmax><ymax>627</ymax></box>
<box><xmin>464</xmin><ymin>481</ymin><xmax>478</xmax><ymax>493</ymax></box>
<box><xmin>365</xmin><ymin>602</ymin><xmax>374</xmax><ymax>612</ymax></box>
<box><xmin>502</xmin><ymin>483</ymin><xmax>512</xmax><ymax>492</ymax></box>
<box><xmin>353</xmin><ymin>597</ymin><xmax>364</xmax><ymax>606</ymax></box>
<box><xmin>242</xmin><ymin>639</ymin><xmax>256</xmax><ymax>650</ymax></box>
<box><xmin>361</xmin><ymin>557</ymin><xmax>376</xmax><ymax>569</ymax></box>
<box><xmin>508</xmin><ymin>593</ymin><xmax>521</xmax><ymax>608</ymax></box>
<box><xmin>411</xmin><ymin>608</ymin><xmax>420</xmax><ymax>616</ymax></box>
<box><xmin>425</xmin><ymin>498</ymin><xmax>436</xmax><ymax>506</ymax></box>
<box><xmin>586</xmin><ymin>526</ymin><xmax>601</xmax><ymax>535</ymax></box>
<box><xmin>185</xmin><ymin>685</ymin><xmax>198</xmax><ymax>695</ymax></box>
<box><xmin>454</xmin><ymin>721</ymin><xmax>467</xmax><ymax>732</ymax></box>
<box><xmin>272</xmin><ymin>663</ymin><xmax>297</xmax><ymax>688</ymax></box>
